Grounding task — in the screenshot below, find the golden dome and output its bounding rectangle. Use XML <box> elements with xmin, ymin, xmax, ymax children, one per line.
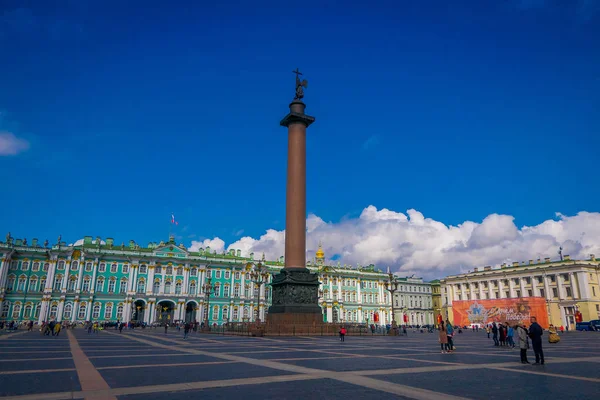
<box><xmin>316</xmin><ymin>241</ymin><xmax>325</xmax><ymax>259</ymax></box>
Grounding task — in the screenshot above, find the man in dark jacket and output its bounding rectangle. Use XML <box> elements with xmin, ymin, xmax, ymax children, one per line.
<box><xmin>528</xmin><ymin>316</ymin><xmax>544</xmax><ymax>365</ymax></box>
<box><xmin>492</xmin><ymin>323</ymin><xmax>499</xmax><ymax>346</ymax></box>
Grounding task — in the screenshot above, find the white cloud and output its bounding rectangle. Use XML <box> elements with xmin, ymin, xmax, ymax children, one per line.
<box><xmin>196</xmin><ymin>205</ymin><xmax>600</xmax><ymax>280</ymax></box>
<box><xmin>188</xmin><ymin>237</ymin><xmax>226</xmax><ymax>254</ymax></box>
<box><xmin>0</xmin><ymin>131</ymin><xmax>30</xmax><ymax>156</ymax></box>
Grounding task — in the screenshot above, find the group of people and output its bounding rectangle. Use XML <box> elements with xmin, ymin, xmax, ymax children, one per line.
<box><xmin>488</xmin><ymin>317</ymin><xmax>545</xmax><ymax>365</ymax></box>
<box><xmin>438</xmin><ymin>320</ymin><xmax>455</xmax><ymax>353</ymax></box>
<box><xmin>488</xmin><ymin>322</ymin><xmax>515</xmax><ymax>347</ymax></box>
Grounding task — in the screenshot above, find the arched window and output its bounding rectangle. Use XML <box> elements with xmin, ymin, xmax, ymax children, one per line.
<box><xmin>82</xmin><ymin>277</ymin><xmax>90</xmax><ymax>292</ymax></box>
<box><xmin>32</xmin><ymin>262</ymin><xmax>40</xmax><ymax>271</ymax></box>
<box><xmin>95</xmin><ymin>278</ymin><xmax>104</xmax><ymax>292</ymax></box>
<box><xmin>85</xmin><ymin>263</ymin><xmax>93</xmax><ymax>271</ymax></box>
<box><xmin>164</xmin><ymin>281</ymin><xmax>172</xmax><ymax>294</ymax></box>
<box><xmin>116</xmin><ymin>304</ymin><xmax>123</xmax><ymax>320</ymax></box>
<box><xmin>63</xmin><ymin>303</ymin><xmax>72</xmax><ymax>319</ymax></box>
<box><xmin>244</xmin><ymin>285</ymin><xmax>250</xmax><ymax>298</ymax></box>
<box><xmin>176</xmin><ymin>267</ymin><xmax>183</xmax><ymax>275</ymax></box>
<box><xmin>92</xmin><ymin>304</ymin><xmax>101</xmax><ymax>319</ymax></box>
<box><xmin>67</xmin><ymin>277</ymin><xmax>77</xmax><ymax>291</ymax></box>
<box><xmin>104</xmin><ymin>303</ymin><xmax>113</xmax><ymax>319</ymax></box>
<box><xmin>12</xmin><ymin>303</ymin><xmax>21</xmax><ymax>319</ymax></box>
<box><xmin>6</xmin><ymin>275</ymin><xmax>15</xmax><ymax>291</ymax></box>
<box><xmin>110</xmin><ymin>263</ymin><xmax>118</xmax><ymax>273</ymax></box>
<box><xmin>232</xmin><ymin>307</ymin><xmax>239</xmax><ymax>320</ymax></box>
<box><xmin>1</xmin><ymin>302</ymin><xmax>9</xmax><ymax>318</ymax></box>
<box><xmin>57</xmin><ymin>261</ymin><xmax>65</xmax><ymax>270</ymax></box>
<box><xmin>98</xmin><ymin>263</ymin><xmax>106</xmax><ymax>272</ymax></box>
<box><xmin>224</xmin><ymin>285</ymin><xmax>230</xmax><ymax>297</ymax></box>
<box><xmin>166</xmin><ymin>266</ymin><xmax>173</xmax><ymax>275</ymax></box>
<box><xmin>108</xmin><ymin>279</ymin><xmax>116</xmax><ymax>293</ymax></box>
<box><xmin>53</xmin><ymin>275</ymin><xmax>62</xmax><ymax>291</ymax></box>
<box><xmin>234</xmin><ymin>285</ymin><xmax>240</xmax><ymax>297</ymax></box>
<box><xmin>243</xmin><ymin>307</ymin><xmax>249</xmax><ymax>319</ymax></box>
<box><xmin>139</xmin><ymin>264</ymin><xmax>147</xmax><ymax>274</ymax></box>
<box><xmin>222</xmin><ymin>306</ymin><xmax>229</xmax><ymax>321</ymax></box>
<box><xmin>43</xmin><ymin>263</ymin><xmax>49</xmax><ymax>272</ymax></box>
<box><xmin>190</xmin><ymin>267</ymin><xmax>197</xmax><ymax>276</ymax></box>
<box><xmin>189</xmin><ymin>282</ymin><xmax>196</xmax><ymax>295</ymax></box>
<box><xmin>153</xmin><ymin>281</ymin><xmax>160</xmax><ymax>294</ymax></box>
<box><xmin>119</xmin><ymin>279</ymin><xmax>127</xmax><ymax>293</ymax></box>
<box><xmin>175</xmin><ymin>282</ymin><xmax>182</xmax><ymax>294</ymax></box>
<box><xmin>212</xmin><ymin>305</ymin><xmax>219</xmax><ymax>320</ymax></box>
<box><xmin>235</xmin><ymin>272</ymin><xmax>240</xmax><ymax>280</ymax></box>
<box><xmin>17</xmin><ymin>276</ymin><xmax>26</xmax><ymax>291</ymax></box>
<box><xmin>78</xmin><ymin>303</ymin><xmax>87</xmax><ymax>319</ymax></box>
<box><xmin>213</xmin><ymin>284</ymin><xmax>220</xmax><ymax>297</ymax></box>
<box><xmin>71</xmin><ymin>261</ymin><xmax>78</xmax><ymax>270</ymax></box>
<box><xmin>49</xmin><ymin>304</ymin><xmax>58</xmax><ymax>319</ymax></box>
<box><xmin>24</xmin><ymin>304</ymin><xmax>33</xmax><ymax>319</ymax></box>
<box><xmin>21</xmin><ymin>262</ymin><xmax>29</xmax><ymax>271</ymax></box>
<box><xmin>137</xmin><ymin>279</ymin><xmax>146</xmax><ymax>293</ymax></box>
<box><xmin>34</xmin><ymin>303</ymin><xmax>41</xmax><ymax>318</ymax></box>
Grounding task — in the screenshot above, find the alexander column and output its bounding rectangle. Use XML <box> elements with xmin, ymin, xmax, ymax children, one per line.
<box><xmin>267</xmin><ymin>69</ymin><xmax>322</xmax><ymax>327</ymax></box>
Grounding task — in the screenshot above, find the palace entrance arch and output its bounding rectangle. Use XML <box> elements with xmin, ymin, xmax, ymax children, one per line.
<box><xmin>185</xmin><ymin>301</ymin><xmax>197</xmax><ymax>323</ymax></box>
<box><xmin>132</xmin><ymin>300</ymin><xmax>146</xmax><ymax>323</ymax></box>
<box><xmin>156</xmin><ymin>300</ymin><xmax>176</xmax><ymax>325</ymax></box>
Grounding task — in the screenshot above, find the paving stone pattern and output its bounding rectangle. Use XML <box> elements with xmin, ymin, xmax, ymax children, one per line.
<box><xmin>0</xmin><ymin>327</ymin><xmax>599</xmax><ymax>399</ymax></box>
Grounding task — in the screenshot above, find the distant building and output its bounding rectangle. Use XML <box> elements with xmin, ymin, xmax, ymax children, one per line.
<box><xmin>391</xmin><ymin>276</ymin><xmax>434</xmax><ymax>326</ymax></box>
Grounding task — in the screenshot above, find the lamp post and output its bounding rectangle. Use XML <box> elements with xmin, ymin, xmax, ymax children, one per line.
<box><xmin>384</xmin><ymin>268</ymin><xmax>400</xmax><ymax>328</ymax></box>
<box><xmin>202</xmin><ymin>275</ymin><xmax>214</xmax><ymax>329</ymax></box>
<box><xmin>247</xmin><ymin>256</ymin><xmax>269</xmax><ymax>323</ymax></box>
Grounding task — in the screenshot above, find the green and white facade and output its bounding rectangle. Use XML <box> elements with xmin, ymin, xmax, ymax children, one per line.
<box><xmin>0</xmin><ymin>234</ymin><xmax>400</xmax><ymax>326</ymax></box>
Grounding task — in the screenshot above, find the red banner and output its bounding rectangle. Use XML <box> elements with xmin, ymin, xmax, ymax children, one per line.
<box><xmin>452</xmin><ymin>297</ymin><xmax>549</xmax><ymax>329</ymax></box>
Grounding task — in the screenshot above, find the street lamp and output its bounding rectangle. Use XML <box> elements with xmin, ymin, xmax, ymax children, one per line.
<box><xmin>247</xmin><ymin>256</ymin><xmax>269</xmax><ymax>323</ymax></box>
<box><xmin>384</xmin><ymin>267</ymin><xmax>400</xmax><ymax>333</ymax></box>
<box><xmin>202</xmin><ymin>273</ymin><xmax>214</xmax><ymax>329</ymax></box>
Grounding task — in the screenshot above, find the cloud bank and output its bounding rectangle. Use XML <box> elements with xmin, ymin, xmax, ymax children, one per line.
<box><xmin>189</xmin><ymin>206</ymin><xmax>600</xmax><ymax>280</ymax></box>
<box><xmin>0</xmin><ymin>131</ymin><xmax>30</xmax><ymax>156</ymax></box>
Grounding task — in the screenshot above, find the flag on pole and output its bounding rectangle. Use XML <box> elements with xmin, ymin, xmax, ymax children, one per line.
<box><xmin>171</xmin><ymin>213</ymin><xmax>178</xmax><ymax>225</ymax></box>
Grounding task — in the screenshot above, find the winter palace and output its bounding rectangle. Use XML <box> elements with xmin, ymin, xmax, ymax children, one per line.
<box><xmin>0</xmin><ymin>233</ymin><xmax>426</xmax><ymax>326</ymax></box>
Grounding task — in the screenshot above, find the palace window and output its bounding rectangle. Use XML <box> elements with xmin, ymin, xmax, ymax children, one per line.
<box><xmin>43</xmin><ymin>263</ymin><xmax>49</xmax><ymax>272</ymax></box>
<box><xmin>165</xmin><ymin>281</ymin><xmax>172</xmax><ymax>294</ymax></box>
<box><xmin>566</xmin><ymin>287</ymin><xmax>572</xmax><ymax>297</ymax></box>
<box><xmin>34</xmin><ymin>303</ymin><xmax>41</xmax><ymax>318</ymax></box>
<box><xmin>244</xmin><ymin>286</ymin><xmax>250</xmax><ymax>298</ymax></box>
<box><xmin>85</xmin><ymin>263</ymin><xmax>92</xmax><ymax>272</ymax></box>
<box><xmin>122</xmin><ymin>264</ymin><xmax>129</xmax><ymax>274</ymax></box>
<box><xmin>24</xmin><ymin>304</ymin><xmax>32</xmax><ymax>319</ymax></box>
<box><xmin>71</xmin><ymin>261</ymin><xmax>78</xmax><ymax>271</ymax></box>
<box><xmin>139</xmin><ymin>265</ymin><xmax>147</xmax><ymax>274</ymax></box>
<box><xmin>116</xmin><ymin>304</ymin><xmax>123</xmax><ymax>320</ymax></box>
<box><xmin>324</xmin><ymin>277</ymin><xmax>328</xmax><ymax>285</ymax></box>
<box><xmin>212</xmin><ymin>306</ymin><xmax>219</xmax><ymax>320</ymax></box>
<box><xmin>232</xmin><ymin>308</ymin><xmax>239</xmax><ymax>320</ymax></box>
<box><xmin>253</xmin><ymin>285</ymin><xmax>259</xmax><ymax>297</ymax></box>
<box><xmin>17</xmin><ymin>277</ymin><xmax>26</xmax><ymax>291</ymax></box>
<box><xmin>222</xmin><ymin>306</ymin><xmax>229</xmax><ymax>320</ymax></box>
<box><xmin>57</xmin><ymin>261</ymin><xmax>65</xmax><ymax>270</ymax></box>
<box><xmin>110</xmin><ymin>264</ymin><xmax>118</xmax><ymax>273</ymax></box>
<box><xmin>137</xmin><ymin>279</ymin><xmax>145</xmax><ymax>293</ymax></box>
<box><xmin>190</xmin><ymin>268</ymin><xmax>197</xmax><ymax>276</ymax></box>
<box><xmin>53</xmin><ymin>275</ymin><xmax>62</xmax><ymax>291</ymax></box>
<box><xmin>119</xmin><ymin>280</ymin><xmax>127</xmax><ymax>294</ymax></box>
<box><xmin>39</xmin><ymin>277</ymin><xmax>46</xmax><ymax>292</ymax></box>
<box><xmin>224</xmin><ymin>285</ymin><xmax>230</xmax><ymax>297</ymax></box>
<box><xmin>6</xmin><ymin>276</ymin><xmax>15</xmax><ymax>291</ymax></box>
<box><xmin>67</xmin><ymin>277</ymin><xmax>76</xmax><ymax>291</ymax></box>
<box><xmin>95</xmin><ymin>278</ymin><xmax>104</xmax><ymax>292</ymax></box>
<box><xmin>29</xmin><ymin>277</ymin><xmax>38</xmax><ymax>292</ymax></box>
<box><xmin>32</xmin><ymin>262</ymin><xmax>40</xmax><ymax>271</ymax></box>
<box><xmin>166</xmin><ymin>266</ymin><xmax>173</xmax><ymax>275</ymax></box>
<box><xmin>216</xmin><ymin>270</ymin><xmax>222</xmax><ymax>279</ymax></box>
<box><xmin>78</xmin><ymin>303</ymin><xmax>87</xmax><ymax>319</ymax></box>
<box><xmin>235</xmin><ymin>272</ymin><xmax>240</xmax><ymax>280</ymax></box>
<box><xmin>175</xmin><ymin>282</ymin><xmax>182</xmax><ymax>294</ymax></box>
<box><xmin>92</xmin><ymin>304</ymin><xmax>100</xmax><ymax>319</ymax></box>
<box><xmin>21</xmin><ymin>262</ymin><xmax>28</xmax><ymax>271</ymax></box>
<box><xmin>104</xmin><ymin>304</ymin><xmax>113</xmax><ymax>319</ymax></box>
<box><xmin>99</xmin><ymin>263</ymin><xmax>106</xmax><ymax>273</ymax></box>
<box><xmin>82</xmin><ymin>278</ymin><xmax>90</xmax><ymax>292</ymax></box>
<box><xmin>155</xmin><ymin>266</ymin><xmax>162</xmax><ymax>274</ymax></box>
<box><xmin>107</xmin><ymin>279</ymin><xmax>116</xmax><ymax>293</ymax></box>
<box><xmin>153</xmin><ymin>281</ymin><xmax>160</xmax><ymax>294</ymax></box>
<box><xmin>63</xmin><ymin>304</ymin><xmax>72</xmax><ymax>320</ymax></box>
<box><xmin>12</xmin><ymin>304</ymin><xmax>21</xmax><ymax>319</ymax></box>
<box><xmin>243</xmin><ymin>307</ymin><xmax>249</xmax><ymax>319</ymax></box>
<box><xmin>1</xmin><ymin>302</ymin><xmax>9</xmax><ymax>318</ymax></box>
<box><xmin>49</xmin><ymin>304</ymin><xmax>58</xmax><ymax>319</ymax></box>
<box><xmin>189</xmin><ymin>282</ymin><xmax>196</xmax><ymax>295</ymax></box>
<box><xmin>176</xmin><ymin>267</ymin><xmax>183</xmax><ymax>275</ymax></box>
<box><xmin>225</xmin><ymin>271</ymin><xmax>230</xmax><ymax>279</ymax></box>
<box><xmin>9</xmin><ymin>261</ymin><xmax>17</xmax><ymax>270</ymax></box>
<box><xmin>245</xmin><ymin>273</ymin><xmax>250</xmax><ymax>280</ymax></box>
<box><xmin>214</xmin><ymin>284</ymin><xmax>220</xmax><ymax>297</ymax></box>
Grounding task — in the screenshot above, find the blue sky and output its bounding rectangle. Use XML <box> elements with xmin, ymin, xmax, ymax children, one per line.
<box><xmin>1</xmin><ymin>1</ymin><xmax>599</xmax><ymax>275</ymax></box>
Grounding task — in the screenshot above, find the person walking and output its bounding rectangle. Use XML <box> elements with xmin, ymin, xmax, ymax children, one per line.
<box><xmin>184</xmin><ymin>322</ymin><xmax>190</xmax><ymax>339</ymax></box>
<box><xmin>507</xmin><ymin>324</ymin><xmax>515</xmax><ymax>348</ymax></box>
<box><xmin>517</xmin><ymin>322</ymin><xmax>530</xmax><ymax>364</ymax></box>
<box><xmin>439</xmin><ymin>322</ymin><xmax>448</xmax><ymax>353</ymax></box>
<box><xmin>492</xmin><ymin>322</ymin><xmax>499</xmax><ymax>346</ymax></box>
<box><xmin>528</xmin><ymin>316</ymin><xmax>545</xmax><ymax>365</ymax></box>
<box><xmin>339</xmin><ymin>326</ymin><xmax>347</xmax><ymax>342</ymax></box>
<box><xmin>164</xmin><ymin>323</ymin><xmax>169</xmax><ymax>335</ymax></box>
<box><xmin>445</xmin><ymin>320</ymin><xmax>455</xmax><ymax>352</ymax></box>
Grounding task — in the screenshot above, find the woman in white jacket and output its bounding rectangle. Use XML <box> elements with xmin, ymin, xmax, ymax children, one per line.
<box><xmin>517</xmin><ymin>323</ymin><xmax>531</xmax><ymax>364</ymax></box>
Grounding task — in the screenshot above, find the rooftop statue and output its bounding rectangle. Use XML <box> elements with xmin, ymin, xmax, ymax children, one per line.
<box><xmin>293</xmin><ymin>68</ymin><xmax>308</xmax><ymax>100</ymax></box>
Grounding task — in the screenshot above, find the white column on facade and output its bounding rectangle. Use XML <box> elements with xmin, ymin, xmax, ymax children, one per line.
<box><xmin>498</xmin><ymin>279</ymin><xmax>505</xmax><ymax>299</ymax></box>
<box><xmin>229</xmin><ymin>269</ymin><xmax>235</xmax><ymax>298</ymax></box>
<box><xmin>61</xmin><ymin>259</ymin><xmax>71</xmax><ymax>291</ymax></box>
<box><xmin>488</xmin><ymin>281</ymin><xmax>494</xmax><ymax>299</ymax></box>
<box><xmin>183</xmin><ymin>264</ymin><xmax>190</xmax><ymax>295</ymax></box>
<box><xmin>176</xmin><ymin>302</ymin><xmax>183</xmax><ymax>321</ymax></box>
<box><xmin>57</xmin><ymin>301</ymin><xmax>65</xmax><ymax>321</ymax></box>
<box><xmin>338</xmin><ymin>279</ymin><xmax>342</xmax><ymax>301</ymax></box>
<box><xmin>159</xmin><ymin>274</ymin><xmax>165</xmax><ymax>294</ymax></box>
<box><xmin>196</xmin><ymin>306</ymin><xmax>202</xmax><ymax>322</ymax></box>
<box><xmin>146</xmin><ymin>265</ymin><xmax>155</xmax><ymax>295</ymax></box>
<box><xmin>557</xmin><ymin>275</ymin><xmax>566</xmax><ymax>300</ymax></box>
<box><xmin>357</xmin><ymin>279</ymin><xmax>362</xmax><ymax>303</ymax></box>
<box><xmin>543</xmin><ymin>275</ymin><xmax>551</xmax><ymax>301</ymax></box>
<box><xmin>327</xmin><ymin>307</ymin><xmax>333</xmax><ymax>322</ymax></box>
<box><xmin>532</xmin><ymin>277</ymin><xmax>540</xmax><ymax>297</ymax></box>
<box><xmin>199</xmin><ymin>303</ymin><xmax>205</xmax><ymax>323</ymax></box>
<box><xmin>329</xmin><ymin>281</ymin><xmax>333</xmax><ymax>300</ymax></box>
<box><xmin>76</xmin><ymin>260</ymin><xmax>85</xmax><ymax>291</ymax></box>
<box><xmin>72</xmin><ymin>300</ymin><xmax>79</xmax><ymax>322</ymax></box>
<box><xmin>86</xmin><ymin>299</ymin><xmax>92</xmax><ymax>320</ymax></box>
<box><xmin>240</xmin><ymin>271</ymin><xmax>245</xmax><ymax>298</ymax></box>
<box><xmin>45</xmin><ymin>261</ymin><xmax>57</xmax><ymax>291</ymax></box>
<box><xmin>508</xmin><ymin>279</ymin><xmax>516</xmax><ymax>298</ymax></box>
<box><xmin>577</xmin><ymin>272</ymin><xmax>591</xmax><ymax>299</ymax></box>
<box><xmin>519</xmin><ymin>278</ymin><xmax>527</xmax><ymax>297</ymax></box>
<box><xmin>569</xmin><ymin>272</ymin><xmax>579</xmax><ymax>299</ymax></box>
<box><xmin>0</xmin><ymin>256</ymin><xmax>12</xmax><ymax>289</ymax></box>
<box><xmin>128</xmin><ymin>265</ymin><xmax>136</xmax><ymax>292</ymax></box>
<box><xmin>90</xmin><ymin>260</ymin><xmax>98</xmax><ymax>294</ymax></box>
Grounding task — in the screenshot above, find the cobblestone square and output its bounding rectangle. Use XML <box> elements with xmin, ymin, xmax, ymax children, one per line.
<box><xmin>0</xmin><ymin>328</ymin><xmax>598</xmax><ymax>399</ymax></box>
